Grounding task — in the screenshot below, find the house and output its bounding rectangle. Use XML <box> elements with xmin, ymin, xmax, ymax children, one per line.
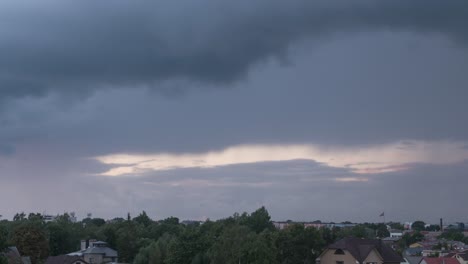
<box><xmin>452</xmin><ymin>251</ymin><xmax>468</xmax><ymax>264</ymax></box>
<box><xmin>273</xmin><ymin>221</ymin><xmax>291</xmax><ymax>230</ymax></box>
<box><xmin>421</xmin><ymin>249</ymin><xmax>451</xmax><ymax>257</ymax></box>
<box><xmin>419</xmin><ymin>257</ymin><xmax>459</xmax><ymax>264</ymax></box>
<box><xmin>390</xmin><ymin>230</ymin><xmax>404</xmax><ymax>238</ymax></box>
<box><xmin>68</xmin><ymin>241</ymin><xmax>118</xmax><ymax>264</ymax></box>
<box><xmin>45</xmin><ymin>255</ymin><xmax>88</xmax><ymax>264</ymax></box>
<box><xmin>316</xmin><ymin>237</ymin><xmax>404</xmax><ymax>264</ymax></box>
<box><xmin>3</xmin><ymin>247</ymin><xmax>31</xmax><ymax>264</ymax></box>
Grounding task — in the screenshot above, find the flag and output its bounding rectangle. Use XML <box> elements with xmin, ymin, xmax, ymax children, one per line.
<box><xmin>379</xmin><ymin>212</ymin><xmax>384</xmax><ymax>217</ymax></box>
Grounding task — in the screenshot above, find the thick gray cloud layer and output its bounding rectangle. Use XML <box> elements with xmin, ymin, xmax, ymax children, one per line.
<box><xmin>1</xmin><ymin>1</ymin><xmax>468</xmax><ymax>221</ymax></box>
<box><xmin>0</xmin><ymin>0</ymin><xmax>467</xmax><ymax>100</ymax></box>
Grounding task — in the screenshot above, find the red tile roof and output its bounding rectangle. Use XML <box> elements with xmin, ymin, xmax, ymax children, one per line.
<box><xmin>423</xmin><ymin>257</ymin><xmax>460</xmax><ymax>264</ymax></box>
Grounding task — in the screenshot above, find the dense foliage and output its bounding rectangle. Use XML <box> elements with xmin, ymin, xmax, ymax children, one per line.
<box><xmin>0</xmin><ymin>207</ymin><xmax>407</xmax><ymax>264</ymax></box>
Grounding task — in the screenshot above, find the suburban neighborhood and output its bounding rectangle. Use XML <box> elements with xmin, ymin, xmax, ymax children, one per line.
<box><xmin>1</xmin><ymin>209</ymin><xmax>467</xmax><ymax>264</ymax></box>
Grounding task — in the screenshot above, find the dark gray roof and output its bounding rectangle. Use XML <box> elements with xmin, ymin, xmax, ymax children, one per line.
<box><xmin>82</xmin><ymin>245</ymin><xmax>117</xmax><ymax>258</ymax></box>
<box><xmin>405</xmin><ymin>247</ymin><xmax>424</xmax><ymax>256</ymax></box>
<box><xmin>328</xmin><ymin>237</ymin><xmax>404</xmax><ymax>263</ymax></box>
<box><xmin>45</xmin><ymin>255</ymin><xmax>88</xmax><ymax>264</ymax></box>
<box><xmin>404</xmin><ymin>256</ymin><xmax>423</xmax><ymax>264</ymax></box>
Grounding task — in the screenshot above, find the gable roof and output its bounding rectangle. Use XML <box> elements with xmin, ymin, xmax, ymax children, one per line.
<box><xmin>422</xmin><ymin>257</ymin><xmax>459</xmax><ymax>264</ymax></box>
<box><xmin>45</xmin><ymin>255</ymin><xmax>88</xmax><ymax>264</ymax></box>
<box><xmin>328</xmin><ymin>237</ymin><xmax>404</xmax><ymax>263</ymax></box>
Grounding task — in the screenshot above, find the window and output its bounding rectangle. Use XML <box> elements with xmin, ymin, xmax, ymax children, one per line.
<box><xmin>334</xmin><ymin>249</ymin><xmax>345</xmax><ymax>255</ymax></box>
<box><xmin>336</xmin><ymin>261</ymin><xmax>344</xmax><ymax>264</ymax></box>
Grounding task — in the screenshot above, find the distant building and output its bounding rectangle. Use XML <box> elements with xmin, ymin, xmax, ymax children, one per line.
<box><xmin>390</xmin><ymin>230</ymin><xmax>404</xmax><ymax>238</ymax></box>
<box><xmin>273</xmin><ymin>221</ymin><xmax>291</xmax><ymax>230</ymax></box>
<box><xmin>43</xmin><ymin>214</ymin><xmax>57</xmax><ymax>223</ymax></box>
<box><xmin>273</xmin><ymin>221</ymin><xmax>356</xmax><ymax>230</ymax></box>
<box><xmin>316</xmin><ymin>237</ymin><xmax>403</xmax><ymax>264</ymax></box>
<box><xmin>405</xmin><ymin>222</ymin><xmax>413</xmax><ymax>230</ymax></box>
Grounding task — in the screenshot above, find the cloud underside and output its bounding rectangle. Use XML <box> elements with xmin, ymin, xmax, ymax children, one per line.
<box><xmin>94</xmin><ymin>140</ymin><xmax>468</xmax><ymax>177</ymax></box>
<box><xmin>0</xmin><ymin>0</ymin><xmax>468</xmax><ymax>99</ymax></box>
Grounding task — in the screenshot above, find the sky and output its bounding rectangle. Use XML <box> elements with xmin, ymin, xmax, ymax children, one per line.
<box><xmin>1</xmin><ymin>0</ymin><xmax>468</xmax><ymax>223</ymax></box>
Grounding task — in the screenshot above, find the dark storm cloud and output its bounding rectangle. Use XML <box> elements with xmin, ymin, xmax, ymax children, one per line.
<box><xmin>0</xmin><ymin>0</ymin><xmax>467</xmax><ymax>100</ymax></box>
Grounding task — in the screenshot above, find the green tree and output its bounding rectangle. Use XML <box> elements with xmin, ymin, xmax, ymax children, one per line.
<box><xmin>245</xmin><ymin>207</ymin><xmax>275</xmax><ymax>233</ymax></box>
<box><xmin>166</xmin><ymin>227</ymin><xmax>210</xmax><ymax>264</ymax></box>
<box><xmin>276</xmin><ymin>224</ymin><xmax>324</xmax><ymax>264</ymax></box>
<box><xmin>411</xmin><ymin>221</ymin><xmax>426</xmax><ymax>232</ymax></box>
<box><xmin>0</xmin><ymin>225</ymin><xmax>7</xmax><ymax>250</ymax></box>
<box><xmin>425</xmin><ymin>225</ymin><xmax>440</xmax><ymax>231</ymax></box>
<box><xmin>11</xmin><ymin>224</ymin><xmax>49</xmax><ymax>264</ymax></box>
<box><xmin>208</xmin><ymin>225</ymin><xmax>277</xmax><ymax>264</ymax></box>
<box><xmin>116</xmin><ymin>222</ymin><xmax>139</xmax><ymax>263</ymax></box>
<box><xmin>133</xmin><ymin>211</ymin><xmax>153</xmax><ymax>227</ymax></box>
<box><xmin>48</xmin><ymin>223</ymin><xmax>71</xmax><ymax>256</ymax></box>
<box><xmin>0</xmin><ymin>225</ymin><xmax>8</xmax><ymax>264</ymax></box>
<box><xmin>134</xmin><ymin>233</ymin><xmax>176</xmax><ymax>264</ymax></box>
<box><xmin>388</xmin><ymin>222</ymin><xmax>404</xmax><ymax>230</ymax></box>
<box><xmin>13</xmin><ymin>213</ymin><xmax>26</xmax><ymax>222</ymax></box>
<box><xmin>439</xmin><ymin>229</ymin><xmax>465</xmax><ymax>242</ymax></box>
<box><xmin>350</xmin><ymin>225</ymin><xmax>367</xmax><ymax>238</ymax></box>
<box><xmin>376</xmin><ymin>224</ymin><xmax>390</xmax><ymax>238</ymax></box>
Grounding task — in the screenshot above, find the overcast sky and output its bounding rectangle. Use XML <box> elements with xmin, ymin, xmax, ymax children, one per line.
<box><xmin>1</xmin><ymin>0</ymin><xmax>467</xmax><ymax>223</ymax></box>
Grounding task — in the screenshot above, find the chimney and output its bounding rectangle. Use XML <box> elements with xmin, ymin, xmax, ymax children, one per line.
<box><xmin>440</xmin><ymin>218</ymin><xmax>443</xmax><ymax>232</ymax></box>
<box><xmin>80</xmin><ymin>240</ymin><xmax>87</xmax><ymax>250</ymax></box>
<box><xmin>89</xmin><ymin>239</ymin><xmax>97</xmax><ymax>247</ymax></box>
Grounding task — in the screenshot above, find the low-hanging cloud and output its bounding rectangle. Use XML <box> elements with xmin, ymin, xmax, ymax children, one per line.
<box><xmin>94</xmin><ymin>140</ymin><xmax>468</xmax><ymax>176</ymax></box>
<box><xmin>0</xmin><ymin>0</ymin><xmax>467</xmax><ymax>100</ymax></box>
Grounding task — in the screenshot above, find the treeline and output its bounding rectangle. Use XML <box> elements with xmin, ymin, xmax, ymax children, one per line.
<box><xmin>2</xmin><ymin>207</ymin><xmax>394</xmax><ymax>264</ymax></box>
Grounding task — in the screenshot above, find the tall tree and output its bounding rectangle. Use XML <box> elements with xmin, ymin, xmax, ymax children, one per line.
<box><xmin>0</xmin><ymin>225</ymin><xmax>8</xmax><ymax>264</ymax></box>
<box><xmin>245</xmin><ymin>207</ymin><xmax>275</xmax><ymax>234</ymax></box>
<box><xmin>276</xmin><ymin>224</ymin><xmax>324</xmax><ymax>264</ymax></box>
<box><xmin>133</xmin><ymin>211</ymin><xmax>153</xmax><ymax>227</ymax></box>
<box><xmin>208</xmin><ymin>225</ymin><xmax>277</xmax><ymax>264</ymax></box>
<box><xmin>11</xmin><ymin>224</ymin><xmax>49</xmax><ymax>264</ymax></box>
<box><xmin>116</xmin><ymin>222</ymin><xmax>139</xmax><ymax>263</ymax></box>
<box><xmin>134</xmin><ymin>233</ymin><xmax>176</xmax><ymax>264</ymax></box>
<box><xmin>166</xmin><ymin>227</ymin><xmax>210</xmax><ymax>264</ymax></box>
